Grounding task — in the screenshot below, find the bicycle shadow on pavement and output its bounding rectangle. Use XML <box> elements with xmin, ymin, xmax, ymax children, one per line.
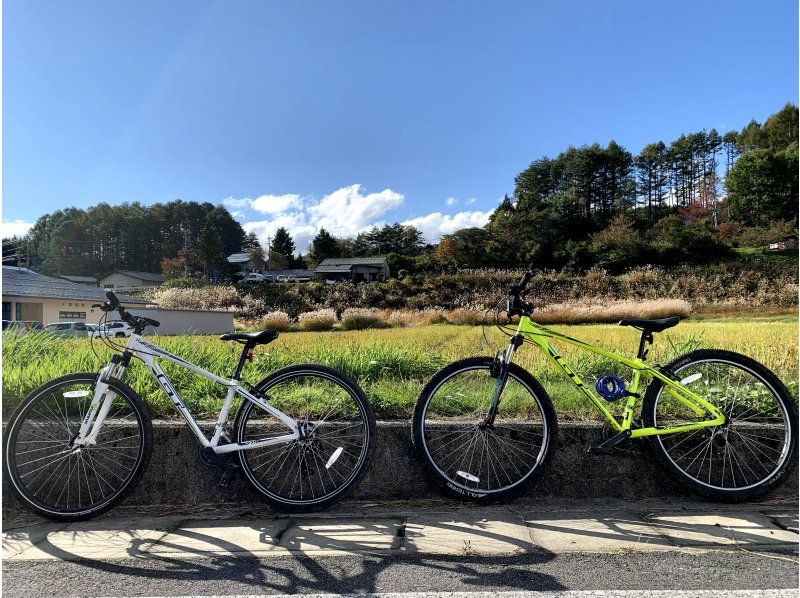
<box><xmin>2</xmin><ymin>511</ymin><xmax>568</xmax><ymax>594</ymax></box>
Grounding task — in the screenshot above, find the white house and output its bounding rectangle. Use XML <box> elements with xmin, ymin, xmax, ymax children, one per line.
<box><xmin>2</xmin><ymin>266</ymin><xmax>150</xmax><ymax>325</ymax></box>
<box><xmin>99</xmin><ymin>270</ymin><xmax>166</xmax><ymax>290</ymax></box>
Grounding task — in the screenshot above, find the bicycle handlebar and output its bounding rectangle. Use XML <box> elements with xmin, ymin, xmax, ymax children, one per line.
<box><xmin>507</xmin><ymin>269</ymin><xmax>534</xmax><ymax>317</ymax></box>
<box><xmin>92</xmin><ymin>291</ymin><xmax>160</xmax><ymax>332</ymax></box>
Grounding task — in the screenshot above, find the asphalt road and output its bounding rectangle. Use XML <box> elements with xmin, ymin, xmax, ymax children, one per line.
<box><xmin>2</xmin><ymin>550</ymin><xmax>797</xmax><ymax>597</ymax></box>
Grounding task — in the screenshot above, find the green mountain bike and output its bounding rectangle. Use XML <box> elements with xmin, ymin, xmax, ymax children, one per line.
<box><xmin>412</xmin><ymin>272</ymin><xmax>798</xmax><ymax>503</ymax></box>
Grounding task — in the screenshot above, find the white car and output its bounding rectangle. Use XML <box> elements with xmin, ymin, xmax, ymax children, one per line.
<box><xmin>98</xmin><ymin>320</ymin><xmax>135</xmax><ymax>338</ymax></box>
<box><xmin>243</xmin><ymin>273</ymin><xmax>265</xmax><ymax>283</ymax></box>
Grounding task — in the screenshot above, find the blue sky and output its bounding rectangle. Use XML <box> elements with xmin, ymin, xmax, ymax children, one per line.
<box><xmin>3</xmin><ymin>0</ymin><xmax>798</xmax><ymax>250</ymax></box>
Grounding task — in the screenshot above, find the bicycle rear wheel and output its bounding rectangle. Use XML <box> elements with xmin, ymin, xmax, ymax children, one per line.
<box><xmin>3</xmin><ymin>373</ymin><xmax>152</xmax><ymax>521</ymax></box>
<box><xmin>233</xmin><ymin>365</ymin><xmax>375</xmax><ymax>511</ymax></box>
<box><xmin>643</xmin><ymin>349</ymin><xmax>798</xmax><ymax>501</ymax></box>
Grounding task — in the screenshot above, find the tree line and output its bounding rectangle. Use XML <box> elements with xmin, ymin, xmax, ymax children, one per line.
<box><xmin>5</xmin><ymin>104</ymin><xmax>797</xmax><ymax>279</ymax></box>
<box><xmin>7</xmin><ymin>201</ymin><xmax>246</xmax><ymax>278</ymax></box>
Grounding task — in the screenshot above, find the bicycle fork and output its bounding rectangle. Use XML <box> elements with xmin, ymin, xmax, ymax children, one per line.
<box><xmin>484</xmin><ymin>335</ymin><xmax>524</xmax><ymax>426</ymax></box>
<box><xmin>73</xmin><ymin>357</ymin><xmax>128</xmax><ymax>446</ymax></box>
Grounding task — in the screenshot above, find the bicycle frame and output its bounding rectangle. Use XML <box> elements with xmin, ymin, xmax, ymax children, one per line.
<box><xmin>74</xmin><ymin>334</ymin><xmax>300</xmax><ymax>453</ymax></box>
<box><xmin>503</xmin><ymin>316</ymin><xmax>726</xmax><ymax>438</ymax></box>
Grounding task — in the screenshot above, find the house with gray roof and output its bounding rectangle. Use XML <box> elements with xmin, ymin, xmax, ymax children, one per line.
<box><xmin>313</xmin><ymin>257</ymin><xmax>389</xmax><ymax>283</ymax></box>
<box><xmin>98</xmin><ymin>270</ymin><xmax>166</xmax><ymax>290</ymax></box>
<box><xmin>2</xmin><ymin>266</ymin><xmax>150</xmax><ymax>325</ymax></box>
<box><xmin>58</xmin><ymin>274</ymin><xmax>98</xmax><ymax>286</ymax></box>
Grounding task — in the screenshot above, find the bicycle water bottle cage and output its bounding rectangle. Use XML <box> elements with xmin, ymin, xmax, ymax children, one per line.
<box><xmin>595</xmin><ymin>375</ymin><xmax>627</xmax><ymax>402</ymax></box>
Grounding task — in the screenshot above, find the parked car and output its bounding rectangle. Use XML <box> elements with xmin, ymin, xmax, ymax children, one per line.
<box><xmin>2</xmin><ymin>320</ymin><xmax>44</xmax><ymax>334</ymax></box>
<box><xmin>243</xmin><ymin>273</ymin><xmax>265</xmax><ymax>284</ymax></box>
<box><xmin>98</xmin><ymin>320</ymin><xmax>135</xmax><ymax>338</ymax></box>
<box><xmin>276</xmin><ymin>275</ymin><xmax>288</xmax><ymax>282</ymax></box>
<box><xmin>44</xmin><ymin>321</ymin><xmax>92</xmax><ymax>338</ymax></box>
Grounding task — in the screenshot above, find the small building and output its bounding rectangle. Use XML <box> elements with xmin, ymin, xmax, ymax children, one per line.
<box><xmin>227</xmin><ymin>252</ymin><xmax>253</xmax><ymax>276</ymax></box>
<box><xmin>125</xmin><ymin>307</ymin><xmax>233</xmax><ymax>336</ymax></box>
<box><xmin>314</xmin><ymin>257</ymin><xmax>390</xmax><ymax>283</ymax></box>
<box><xmin>2</xmin><ymin>266</ymin><xmax>151</xmax><ymax>325</ymax></box>
<box><xmin>99</xmin><ymin>270</ymin><xmax>166</xmax><ymax>290</ymax></box>
<box><xmin>57</xmin><ymin>274</ymin><xmax>98</xmax><ymax>286</ymax></box>
<box><xmin>768</xmin><ymin>234</ymin><xmax>799</xmax><ymax>251</ymax></box>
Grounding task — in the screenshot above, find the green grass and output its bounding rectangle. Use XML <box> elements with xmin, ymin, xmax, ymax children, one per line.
<box><xmin>3</xmin><ymin>317</ymin><xmax>797</xmax><ymax>421</ymax></box>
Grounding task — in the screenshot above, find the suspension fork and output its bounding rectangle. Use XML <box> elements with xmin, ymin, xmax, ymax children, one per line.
<box><xmin>75</xmin><ymin>352</ymin><xmax>131</xmax><ymax>445</ymax></box>
<box><xmin>484</xmin><ymin>335</ymin><xmax>523</xmax><ymax>426</ymax></box>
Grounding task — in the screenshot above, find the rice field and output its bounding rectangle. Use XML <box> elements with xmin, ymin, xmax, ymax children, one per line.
<box><xmin>2</xmin><ymin>316</ymin><xmax>797</xmax><ymax>421</ymax></box>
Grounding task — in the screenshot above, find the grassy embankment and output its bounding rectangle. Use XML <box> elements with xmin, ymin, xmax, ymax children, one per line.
<box><xmin>3</xmin><ymin>316</ymin><xmax>796</xmax><ymax>420</ymax></box>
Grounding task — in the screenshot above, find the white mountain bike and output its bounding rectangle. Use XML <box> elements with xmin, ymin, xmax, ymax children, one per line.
<box><xmin>3</xmin><ymin>291</ymin><xmax>376</xmax><ymax>521</ymax></box>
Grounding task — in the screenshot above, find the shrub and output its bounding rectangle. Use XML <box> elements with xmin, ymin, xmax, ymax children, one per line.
<box><xmin>148</xmin><ymin>285</ymin><xmax>240</xmax><ymax>311</ymax></box>
<box><xmin>340</xmin><ymin>308</ymin><xmax>389</xmax><ymax>330</ymax></box>
<box><xmin>259</xmin><ymin>311</ymin><xmax>291</xmax><ymax>331</ymax></box>
<box><xmin>298</xmin><ymin>309</ymin><xmax>337</xmax><ymax>331</ymax></box>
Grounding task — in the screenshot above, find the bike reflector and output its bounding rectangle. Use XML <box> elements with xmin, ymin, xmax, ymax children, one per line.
<box><xmin>680</xmin><ymin>373</ymin><xmax>703</xmax><ymax>385</ymax></box>
<box><xmin>456</xmin><ymin>470</ymin><xmax>480</xmax><ymax>483</ymax></box>
<box><xmin>325</xmin><ymin>447</ymin><xmax>343</xmax><ymax>469</ymax></box>
<box><xmin>63</xmin><ymin>390</ymin><xmax>91</xmax><ymax>398</ymax></box>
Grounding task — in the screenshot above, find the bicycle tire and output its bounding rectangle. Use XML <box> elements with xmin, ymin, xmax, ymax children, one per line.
<box><xmin>3</xmin><ymin>373</ymin><xmax>153</xmax><ymax>521</ymax></box>
<box><xmin>412</xmin><ymin>356</ymin><xmax>557</xmax><ymax>502</ymax></box>
<box><xmin>233</xmin><ymin>364</ymin><xmax>375</xmax><ymax>511</ymax></box>
<box><xmin>642</xmin><ymin>349</ymin><xmax>798</xmax><ymax>502</ymax></box>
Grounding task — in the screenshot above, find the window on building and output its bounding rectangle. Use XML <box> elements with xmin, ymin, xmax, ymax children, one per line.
<box><xmin>104</xmin><ymin>284</ymin><xmax>114</xmax><ymax>289</ymax></box>
<box><xmin>59</xmin><ymin>311</ymin><xmax>86</xmax><ymax>319</ymax></box>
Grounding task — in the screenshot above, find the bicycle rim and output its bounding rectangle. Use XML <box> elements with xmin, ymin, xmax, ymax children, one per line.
<box><xmin>654</xmin><ymin>358</ymin><xmax>793</xmax><ymax>492</ymax></box>
<box><xmin>419</xmin><ymin>365</ymin><xmax>549</xmax><ymax>495</ymax></box>
<box><xmin>237</xmin><ymin>369</ymin><xmax>371</xmax><ymax>506</ymax></box>
<box><xmin>6</xmin><ymin>376</ymin><xmax>147</xmax><ymax>516</ymax></box>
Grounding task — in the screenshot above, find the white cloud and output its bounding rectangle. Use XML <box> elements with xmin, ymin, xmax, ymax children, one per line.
<box><xmin>306</xmin><ymin>184</ymin><xmax>404</xmax><ymax>238</ymax></box>
<box><xmin>227</xmin><ymin>184</ymin><xmax>488</xmax><ymax>252</ymax></box>
<box><xmin>1</xmin><ymin>220</ymin><xmax>34</xmax><ymax>239</ymax></box>
<box><xmin>466</xmin><ymin>197</ymin><xmax>476</xmax><ymax>205</ymax></box>
<box><xmin>224</xmin><ymin>193</ymin><xmax>302</xmax><ymax>216</ymax></box>
<box><xmin>445</xmin><ymin>197</ymin><xmax>458</xmax><ymax>206</ymax></box>
<box><xmin>402</xmin><ymin>210</ymin><xmax>494</xmax><ymax>243</ymax></box>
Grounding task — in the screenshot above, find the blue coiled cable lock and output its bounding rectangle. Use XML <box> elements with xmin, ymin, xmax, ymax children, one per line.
<box><xmin>595</xmin><ymin>375</ymin><xmax>627</xmax><ymax>402</ymax></box>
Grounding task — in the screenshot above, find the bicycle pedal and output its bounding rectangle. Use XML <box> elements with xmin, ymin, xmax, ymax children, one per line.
<box><xmin>586</xmin><ymin>429</ymin><xmax>633</xmax><ymax>456</ymax></box>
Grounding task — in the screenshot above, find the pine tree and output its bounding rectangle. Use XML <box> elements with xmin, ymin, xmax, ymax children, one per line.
<box><xmin>308</xmin><ymin>228</ymin><xmax>340</xmax><ymax>266</ymax></box>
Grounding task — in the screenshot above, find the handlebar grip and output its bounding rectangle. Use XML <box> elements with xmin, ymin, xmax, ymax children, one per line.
<box><xmin>105</xmin><ymin>290</ymin><xmax>120</xmax><ymax>307</ymax></box>
<box><xmin>509</xmin><ymin>271</ymin><xmax>533</xmax><ymax>295</ymax></box>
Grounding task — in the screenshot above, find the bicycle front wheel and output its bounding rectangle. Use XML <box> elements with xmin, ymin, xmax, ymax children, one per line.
<box><xmin>3</xmin><ymin>373</ymin><xmax>153</xmax><ymax>521</ymax></box>
<box><xmin>233</xmin><ymin>365</ymin><xmax>375</xmax><ymax>511</ymax></box>
<box><xmin>643</xmin><ymin>349</ymin><xmax>798</xmax><ymax>501</ymax></box>
<box><xmin>412</xmin><ymin>357</ymin><xmax>557</xmax><ymax>502</ymax></box>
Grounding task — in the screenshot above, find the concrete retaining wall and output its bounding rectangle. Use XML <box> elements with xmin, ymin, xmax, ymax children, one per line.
<box><xmin>6</xmin><ymin>421</ymin><xmax>795</xmax><ymax>510</ymax></box>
